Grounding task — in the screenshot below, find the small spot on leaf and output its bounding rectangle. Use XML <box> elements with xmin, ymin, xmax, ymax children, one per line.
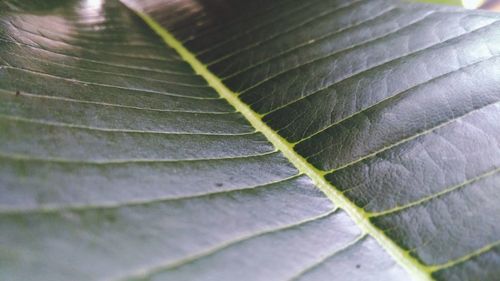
<box><xmin>215</xmin><ymin>183</ymin><xmax>223</xmax><ymax>187</ymax></box>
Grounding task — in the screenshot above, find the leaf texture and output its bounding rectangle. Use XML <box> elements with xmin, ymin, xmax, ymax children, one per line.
<box><xmin>2</xmin><ymin>0</ymin><xmax>500</xmax><ymax>280</ymax></box>
<box><xmin>0</xmin><ymin>0</ymin><xmax>408</xmax><ymax>280</ymax></box>
<box><xmin>121</xmin><ymin>0</ymin><xmax>500</xmax><ymax>280</ymax></box>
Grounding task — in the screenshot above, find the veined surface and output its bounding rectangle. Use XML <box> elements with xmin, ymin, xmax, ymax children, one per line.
<box><xmin>1</xmin><ymin>0</ymin><xmax>500</xmax><ymax>280</ymax></box>
<box><xmin>123</xmin><ymin>0</ymin><xmax>500</xmax><ymax>280</ymax></box>
<box><xmin>0</xmin><ymin>0</ymin><xmax>406</xmax><ymax>280</ymax></box>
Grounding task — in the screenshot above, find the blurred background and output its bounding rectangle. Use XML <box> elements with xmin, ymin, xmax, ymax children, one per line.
<box><xmin>424</xmin><ymin>0</ymin><xmax>500</xmax><ymax>10</ymax></box>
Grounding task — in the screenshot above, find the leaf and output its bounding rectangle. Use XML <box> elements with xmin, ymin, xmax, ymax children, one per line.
<box><xmin>119</xmin><ymin>0</ymin><xmax>500</xmax><ymax>279</ymax></box>
<box><xmin>0</xmin><ymin>1</ymin><xmax>499</xmax><ymax>281</ymax></box>
<box><xmin>0</xmin><ymin>1</ymin><xmax>406</xmax><ymax>280</ymax></box>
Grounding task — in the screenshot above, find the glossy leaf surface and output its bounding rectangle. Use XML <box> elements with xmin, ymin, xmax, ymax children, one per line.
<box><xmin>123</xmin><ymin>0</ymin><xmax>500</xmax><ymax>280</ymax></box>
<box><xmin>1</xmin><ymin>0</ymin><xmax>500</xmax><ymax>280</ymax></box>
<box><xmin>0</xmin><ymin>0</ymin><xmax>406</xmax><ymax>280</ymax></box>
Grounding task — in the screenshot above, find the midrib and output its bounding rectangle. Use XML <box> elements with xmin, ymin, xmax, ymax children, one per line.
<box><xmin>122</xmin><ymin>4</ymin><xmax>434</xmax><ymax>280</ymax></box>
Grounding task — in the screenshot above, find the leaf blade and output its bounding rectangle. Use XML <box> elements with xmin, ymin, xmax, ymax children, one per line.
<box><xmin>0</xmin><ymin>0</ymin><xmax>408</xmax><ymax>280</ymax></box>
<box><xmin>124</xmin><ymin>0</ymin><xmax>500</xmax><ymax>280</ymax></box>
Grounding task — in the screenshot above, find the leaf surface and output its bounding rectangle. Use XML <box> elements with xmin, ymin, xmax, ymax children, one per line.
<box><xmin>122</xmin><ymin>0</ymin><xmax>500</xmax><ymax>280</ymax></box>
<box><xmin>0</xmin><ymin>0</ymin><xmax>406</xmax><ymax>280</ymax></box>
<box><xmin>1</xmin><ymin>0</ymin><xmax>500</xmax><ymax>280</ymax></box>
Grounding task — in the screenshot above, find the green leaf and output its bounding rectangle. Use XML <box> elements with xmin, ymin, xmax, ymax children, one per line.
<box><xmin>1</xmin><ymin>0</ymin><xmax>499</xmax><ymax>280</ymax></box>
<box><xmin>0</xmin><ymin>1</ymin><xmax>406</xmax><ymax>280</ymax></box>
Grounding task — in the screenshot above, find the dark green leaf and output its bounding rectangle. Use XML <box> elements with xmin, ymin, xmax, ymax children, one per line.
<box><xmin>0</xmin><ymin>0</ymin><xmax>406</xmax><ymax>280</ymax></box>
<box><xmin>1</xmin><ymin>0</ymin><xmax>499</xmax><ymax>280</ymax></box>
